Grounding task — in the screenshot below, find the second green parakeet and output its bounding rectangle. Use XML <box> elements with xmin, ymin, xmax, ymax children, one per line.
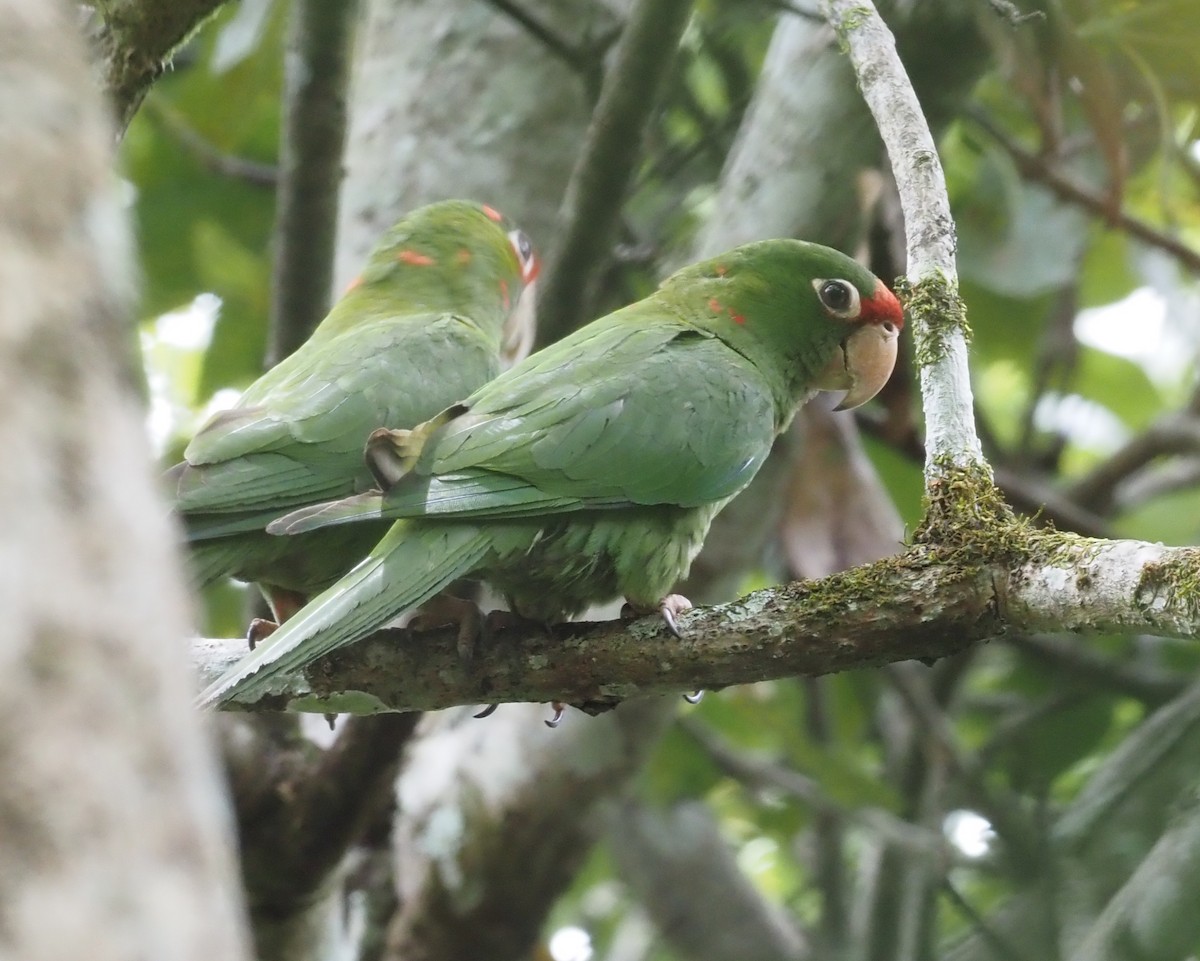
<box><xmin>198</xmin><ymin>238</ymin><xmax>902</xmax><ymax>707</ymax></box>
<box><xmin>169</xmin><ymin>200</ymin><xmax>539</xmax><ymax>624</ymax></box>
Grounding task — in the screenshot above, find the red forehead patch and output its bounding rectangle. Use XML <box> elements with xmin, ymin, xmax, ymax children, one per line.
<box><xmin>861</xmin><ymin>279</ymin><xmax>904</xmax><ymax>328</ymax></box>
<box><xmin>481</xmin><ymin>204</ymin><xmax>503</xmax><ymax>223</ymax></box>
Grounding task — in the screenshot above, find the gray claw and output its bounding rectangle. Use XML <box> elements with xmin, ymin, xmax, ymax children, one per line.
<box><xmin>473</xmin><ymin>703</ymin><xmax>499</xmax><ymax>719</ymax></box>
<box><xmin>545</xmin><ymin>703</ymin><xmax>566</xmax><ymax>728</ymax></box>
<box><xmin>683</xmin><ymin>691</ymin><xmax>704</xmax><ymax>704</ymax></box>
<box><xmin>246</xmin><ymin>617</ymin><xmax>278</xmax><ymax>651</ymax></box>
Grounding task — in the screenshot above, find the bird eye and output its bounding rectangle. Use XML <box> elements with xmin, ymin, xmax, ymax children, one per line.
<box><xmin>508</xmin><ymin>229</ymin><xmax>534</xmax><ymax>267</ymax></box>
<box><xmin>813</xmin><ymin>278</ymin><xmax>861</xmax><ymax>318</ymax></box>
<box><xmin>507</xmin><ymin>229</ymin><xmax>539</xmax><ymax>283</ymax></box>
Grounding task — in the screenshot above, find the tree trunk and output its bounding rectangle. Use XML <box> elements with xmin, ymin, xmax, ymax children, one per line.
<box><xmin>0</xmin><ymin>4</ymin><xmax>249</xmax><ymax>959</ymax></box>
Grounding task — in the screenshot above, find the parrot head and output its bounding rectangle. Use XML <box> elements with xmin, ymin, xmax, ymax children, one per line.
<box><xmin>357</xmin><ymin>199</ymin><xmax>541</xmax><ymax>365</ymax></box>
<box><xmin>665</xmin><ymin>240</ymin><xmax>903</xmax><ymax>412</ymax></box>
<box><xmin>806</xmin><ymin>271</ymin><xmax>903</xmax><ymax>410</ymax></box>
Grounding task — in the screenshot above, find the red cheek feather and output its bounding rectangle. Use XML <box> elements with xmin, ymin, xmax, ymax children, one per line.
<box><xmin>861</xmin><ymin>279</ymin><xmax>904</xmax><ymax>328</ymax></box>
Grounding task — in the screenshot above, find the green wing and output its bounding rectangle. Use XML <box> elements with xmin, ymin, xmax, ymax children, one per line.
<box><xmin>273</xmin><ymin>309</ymin><xmax>780</xmax><ymax>534</ymax></box>
<box><xmin>174</xmin><ymin>312</ymin><xmax>500</xmax><ymax>532</ymax></box>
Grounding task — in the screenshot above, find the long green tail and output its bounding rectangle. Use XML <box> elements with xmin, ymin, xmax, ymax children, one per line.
<box><xmin>195</xmin><ymin>520</ymin><xmax>492</xmax><ymax>708</ymax></box>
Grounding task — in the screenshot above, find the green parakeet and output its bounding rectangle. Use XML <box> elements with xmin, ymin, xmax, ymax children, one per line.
<box><xmin>197</xmin><ymin>239</ymin><xmax>902</xmax><ymax>708</ymax></box>
<box><xmin>170</xmin><ymin>200</ymin><xmax>539</xmax><ymax>625</ymax></box>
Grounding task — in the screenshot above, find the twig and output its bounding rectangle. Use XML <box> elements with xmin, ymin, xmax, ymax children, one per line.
<box><xmin>143</xmin><ymin>95</ymin><xmax>278</xmax><ymax>187</ymax></box>
<box><xmin>983</xmin><ymin>0</ymin><xmax>1045</xmax><ymax>27</ymax></box>
<box><xmin>267</xmin><ymin>0</ymin><xmax>360</xmax><ymax>364</ymax></box>
<box><xmin>1006</xmin><ymin>634</ymin><xmax>1185</xmax><ymax>706</ymax></box>
<box><xmin>534</xmin><ymin>0</ymin><xmax>695</xmax><ymax>346</ymax></box>
<box><xmin>1065</xmin><ymin>413</ymin><xmax>1200</xmax><ymax>513</ymax></box>
<box><xmin>478</xmin><ymin>0</ymin><xmax>603</xmax><ymax>89</ymax></box>
<box><xmin>1115</xmin><ymin>457</ymin><xmax>1200</xmax><ymax>510</ymax></box>
<box><xmin>679</xmin><ymin>717</ymin><xmax>958</xmax><ymax>862</ymax></box>
<box><xmin>820</xmin><ymin>0</ymin><xmax>984</xmax><ymax>473</ymax></box>
<box><xmin>803</xmin><ymin>678</ymin><xmax>849</xmax><ymax>948</ymax></box>
<box><xmin>884</xmin><ymin>665</ymin><xmax>1043</xmax><ymax>872</ymax></box>
<box><xmin>1015</xmin><ymin>283</ymin><xmax>1079</xmax><ymax>470</ymax></box>
<box><xmin>971</xmin><ymin>110</ymin><xmax>1200</xmax><ymax>277</ymax></box>
<box><xmin>857</xmin><ymin>410</ymin><xmax>1112</xmax><ymax>537</ymax></box>
<box><xmin>941</xmin><ymin>880</ymin><xmax>1028</xmax><ymax>961</ymax></box>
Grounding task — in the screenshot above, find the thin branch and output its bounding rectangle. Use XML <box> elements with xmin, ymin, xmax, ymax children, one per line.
<box><xmin>680</xmin><ymin>718</ymin><xmax>960</xmax><ymax>863</ymax></box>
<box><xmin>884</xmin><ymin>665</ymin><xmax>1042</xmax><ymax>871</ymax></box>
<box><xmin>192</xmin><ymin>537</ymin><xmax>1200</xmax><ymax>713</ymax></box>
<box><xmin>820</xmin><ymin>0</ymin><xmax>983</xmax><ymax>473</ymax></box>
<box><xmin>940</xmin><ymin>881</ymin><xmax>1027</xmax><ymax>961</ymax></box>
<box><xmin>477</xmin><ymin>0</ymin><xmax>603</xmax><ymax>86</ymax></box>
<box><xmin>971</xmin><ymin>110</ymin><xmax>1200</xmax><ymax>276</ymax></box>
<box><xmin>142</xmin><ymin>95</ymin><xmax>277</xmax><ymax>186</ymax></box>
<box><xmin>802</xmin><ymin>678</ymin><xmax>849</xmax><ymax>950</ymax></box>
<box><xmin>857</xmin><ymin>409</ymin><xmax>1112</xmax><ymax>537</ymax></box>
<box><xmin>534</xmin><ymin>0</ymin><xmax>695</xmax><ymax>346</ymax></box>
<box><xmin>1115</xmin><ymin>457</ymin><xmax>1200</xmax><ymax>510</ymax></box>
<box><xmin>1006</xmin><ymin>634</ymin><xmax>1185</xmax><ymax>706</ymax></box>
<box><xmin>267</xmin><ymin>0</ymin><xmax>360</xmax><ymax>364</ymax></box>
<box><xmin>87</xmin><ymin>0</ymin><xmax>232</xmax><ymax>134</ymax></box>
<box><xmin>1065</xmin><ymin>413</ymin><xmax>1200</xmax><ymax>513</ymax></box>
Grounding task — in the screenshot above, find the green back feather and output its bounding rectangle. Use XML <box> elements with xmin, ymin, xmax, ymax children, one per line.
<box><xmin>274</xmin><ymin>239</ymin><xmax>877</xmax><ymax>534</ymax></box>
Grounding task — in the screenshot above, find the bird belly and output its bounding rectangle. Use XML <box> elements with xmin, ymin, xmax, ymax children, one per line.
<box><xmin>484</xmin><ymin>502</ymin><xmax>723</xmax><ymax>623</ymax></box>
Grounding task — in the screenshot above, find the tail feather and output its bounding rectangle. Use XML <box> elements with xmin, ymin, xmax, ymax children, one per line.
<box><xmin>195</xmin><ymin>521</ymin><xmax>491</xmax><ymax>708</ymax></box>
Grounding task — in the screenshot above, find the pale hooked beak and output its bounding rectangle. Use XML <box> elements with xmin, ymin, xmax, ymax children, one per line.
<box><xmin>813</xmin><ymin>321</ymin><xmax>900</xmax><ymax>411</ymax></box>
<box><xmin>502</xmin><ymin>277</ymin><xmax>538</xmax><ymax>368</ymax></box>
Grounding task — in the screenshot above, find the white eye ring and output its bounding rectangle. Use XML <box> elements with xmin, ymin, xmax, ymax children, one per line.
<box><xmin>508</xmin><ymin>229</ymin><xmax>535</xmax><ymax>267</ymax></box>
<box><xmin>812</xmin><ymin>278</ymin><xmax>861</xmax><ymax>319</ymax></box>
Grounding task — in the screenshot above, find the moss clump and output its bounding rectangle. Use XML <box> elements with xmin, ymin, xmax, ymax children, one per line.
<box><xmin>896</xmin><ymin>274</ymin><xmax>971</xmax><ymax>371</ymax></box>
<box><xmin>1135</xmin><ymin>552</ymin><xmax>1200</xmax><ymax>619</ymax></box>
<box><xmin>914</xmin><ymin>459</ymin><xmax>1016</xmax><ymax>550</ymax></box>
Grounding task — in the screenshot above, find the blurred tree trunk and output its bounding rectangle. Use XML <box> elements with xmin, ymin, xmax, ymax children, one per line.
<box><xmin>336</xmin><ymin>0</ymin><xmax>624</xmax><ymax>287</ymax></box>
<box><xmin>0</xmin><ymin>4</ymin><xmax>249</xmax><ymax>959</ymax></box>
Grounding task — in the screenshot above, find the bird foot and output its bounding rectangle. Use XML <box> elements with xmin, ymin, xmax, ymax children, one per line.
<box><xmin>408</xmin><ymin>594</ymin><xmax>485</xmax><ymax>670</ymax></box>
<box><xmin>622</xmin><ymin>594</ymin><xmax>703</xmax><ymax>703</ymax></box>
<box><xmin>621</xmin><ymin>593</ymin><xmax>693</xmax><ymax>638</ymax></box>
<box><xmin>246</xmin><ymin>618</ymin><xmax>279</xmax><ymax>651</ymax></box>
<box><xmin>364</xmin><ymin>427</ymin><xmax>415</xmax><ymax>489</ymax></box>
<box><xmin>469</xmin><ymin>611</ymin><xmax>553</xmax><ymax>720</ymax></box>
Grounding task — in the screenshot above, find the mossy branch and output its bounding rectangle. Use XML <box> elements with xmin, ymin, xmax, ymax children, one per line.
<box><xmin>820</xmin><ymin>0</ymin><xmax>983</xmax><ymax>475</ymax></box>
<box><xmin>87</xmin><ymin>0</ymin><xmax>231</xmax><ymax>134</ymax></box>
<box><xmin>192</xmin><ymin>523</ymin><xmax>1200</xmax><ymax>714</ymax></box>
